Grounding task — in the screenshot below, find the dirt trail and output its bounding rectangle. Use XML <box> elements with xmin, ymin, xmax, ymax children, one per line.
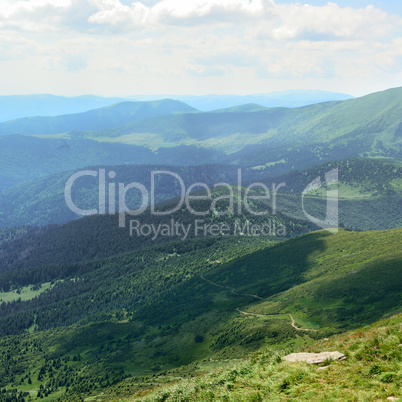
<box><xmin>236</xmin><ymin>308</ymin><xmax>317</xmax><ymax>332</ymax></box>
<box><xmin>201</xmin><ymin>275</ymin><xmax>317</xmax><ymax>332</ymax></box>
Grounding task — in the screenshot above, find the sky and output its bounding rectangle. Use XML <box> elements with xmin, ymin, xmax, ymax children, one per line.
<box><xmin>1</xmin><ymin>0</ymin><xmax>402</xmax><ymax>97</ymax></box>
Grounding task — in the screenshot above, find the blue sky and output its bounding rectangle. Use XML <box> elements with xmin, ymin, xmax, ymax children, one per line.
<box><xmin>275</xmin><ymin>0</ymin><xmax>402</xmax><ymax>15</ymax></box>
<box><xmin>0</xmin><ymin>0</ymin><xmax>401</xmax><ymax>97</ymax></box>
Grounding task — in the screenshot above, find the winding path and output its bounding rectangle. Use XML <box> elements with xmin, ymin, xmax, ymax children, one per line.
<box><xmin>201</xmin><ymin>274</ymin><xmax>317</xmax><ymax>332</ymax></box>
<box><xmin>236</xmin><ymin>308</ymin><xmax>317</xmax><ymax>332</ymax></box>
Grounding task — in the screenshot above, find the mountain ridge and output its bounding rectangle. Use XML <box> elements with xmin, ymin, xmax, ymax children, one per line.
<box><xmin>0</xmin><ymin>87</ymin><xmax>400</xmax><ymax>191</ymax></box>
<box><xmin>0</xmin><ymin>99</ymin><xmax>198</xmax><ymax>136</ymax></box>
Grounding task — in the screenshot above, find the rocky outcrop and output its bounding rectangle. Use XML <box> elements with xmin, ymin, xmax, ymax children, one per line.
<box><xmin>283</xmin><ymin>351</ymin><xmax>346</xmax><ymax>364</ymax></box>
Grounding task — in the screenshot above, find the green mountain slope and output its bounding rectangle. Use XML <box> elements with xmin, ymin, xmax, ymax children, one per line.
<box><xmin>73</xmin><ymin>87</ymin><xmax>402</xmax><ymax>158</ymax></box>
<box><xmin>0</xmin><ymin>88</ymin><xmax>400</xmax><ymax>191</ymax></box>
<box><xmin>0</xmin><ymin>228</ymin><xmax>400</xmax><ymax>400</ymax></box>
<box><xmin>262</xmin><ymin>158</ymin><xmax>402</xmax><ymax>196</ymax></box>
<box><xmin>0</xmin><ymin>164</ymin><xmax>251</xmax><ymax>228</ymax></box>
<box><xmin>0</xmin><ymin>90</ymin><xmax>351</xmax><ymax>122</ymax></box>
<box><xmin>131</xmin><ymin>313</ymin><xmax>402</xmax><ymax>401</ymax></box>
<box><xmin>0</xmin><ymin>99</ymin><xmax>197</xmax><ymax>136</ymax></box>
<box><xmin>0</xmin><ymin>135</ymin><xmax>224</xmax><ymax>191</ymax></box>
<box><xmin>29</xmin><ymin>86</ymin><xmax>396</xmax><ymax>177</ymax></box>
<box><xmin>205</xmin><ymin>228</ymin><xmax>402</xmax><ymax>331</ymax></box>
<box><xmin>1</xmin><ymin>158</ymin><xmax>400</xmax><ymax>231</ymax></box>
<box><xmin>261</xmin><ymin>158</ymin><xmax>402</xmax><ymax>231</ymax></box>
<box><xmin>0</xmin><ymin>187</ymin><xmax>314</xmax><ymax>273</ymax></box>
<box><xmin>135</xmin><ymin>90</ymin><xmax>352</xmax><ymax>111</ymax></box>
<box><xmin>210</xmin><ymin>103</ymin><xmax>269</xmax><ymax>113</ymax></box>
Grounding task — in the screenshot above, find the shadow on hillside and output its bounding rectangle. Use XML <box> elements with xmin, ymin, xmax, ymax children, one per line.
<box><xmin>305</xmin><ymin>256</ymin><xmax>402</xmax><ymax>330</ymax></box>
<box><xmin>204</xmin><ymin>230</ymin><xmax>331</xmax><ymax>298</ymax></box>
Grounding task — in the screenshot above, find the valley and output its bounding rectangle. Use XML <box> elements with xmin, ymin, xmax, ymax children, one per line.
<box><xmin>0</xmin><ymin>87</ymin><xmax>400</xmax><ymax>401</ymax></box>
<box><xmin>0</xmin><ymin>227</ymin><xmax>400</xmax><ymax>400</ymax></box>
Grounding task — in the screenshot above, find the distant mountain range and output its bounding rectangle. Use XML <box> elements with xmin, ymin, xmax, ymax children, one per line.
<box><xmin>0</xmin><ymin>99</ymin><xmax>197</xmax><ymax>136</ymax></box>
<box><xmin>0</xmin><ymin>90</ymin><xmax>352</xmax><ymax>122</ymax></box>
<box><xmin>0</xmin><ymin>94</ymin><xmax>127</xmax><ymax>123</ymax></box>
<box><xmin>0</xmin><ymin>87</ymin><xmax>400</xmax><ymax>191</ymax></box>
<box><xmin>132</xmin><ymin>90</ymin><xmax>353</xmax><ymax>111</ymax></box>
<box><xmin>77</xmin><ymin>87</ymin><xmax>400</xmax><ymax>159</ymax></box>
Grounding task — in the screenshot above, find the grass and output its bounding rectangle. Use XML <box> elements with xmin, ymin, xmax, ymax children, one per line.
<box><xmin>130</xmin><ymin>313</ymin><xmax>402</xmax><ymax>401</ymax></box>
<box><xmin>305</xmin><ymin>180</ymin><xmax>402</xmax><ymax>199</ymax></box>
<box><xmin>0</xmin><ymin>229</ymin><xmax>400</xmax><ymax>400</ymax></box>
<box><xmin>0</xmin><ymin>281</ymin><xmax>57</xmax><ymax>303</ymax></box>
<box><xmin>204</xmin><ymin>228</ymin><xmax>402</xmax><ymax>332</ymax></box>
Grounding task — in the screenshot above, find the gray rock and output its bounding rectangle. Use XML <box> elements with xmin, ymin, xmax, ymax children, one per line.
<box><xmin>283</xmin><ymin>351</ymin><xmax>346</xmax><ymax>364</ymax></box>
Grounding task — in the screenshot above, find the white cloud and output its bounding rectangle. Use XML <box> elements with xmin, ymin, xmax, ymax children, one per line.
<box><xmin>375</xmin><ymin>38</ymin><xmax>402</xmax><ymax>71</ymax></box>
<box><xmin>188</xmin><ymin>65</ymin><xmax>228</xmax><ymax>77</ymax></box>
<box><xmin>87</xmin><ymin>0</ymin><xmax>149</xmax><ymax>26</ymax></box>
<box><xmin>0</xmin><ymin>0</ymin><xmax>401</xmax><ymax>96</ymax></box>
<box><xmin>152</xmin><ymin>0</ymin><xmax>273</xmax><ymax>23</ymax></box>
<box><xmin>270</xmin><ymin>3</ymin><xmax>397</xmax><ymax>41</ymax></box>
<box><xmin>84</xmin><ymin>0</ymin><xmax>402</xmax><ymax>42</ymax></box>
<box><xmin>0</xmin><ymin>0</ymin><xmax>74</xmax><ymax>31</ymax></box>
<box><xmin>86</xmin><ymin>0</ymin><xmax>278</xmax><ymax>30</ymax></box>
<box><xmin>0</xmin><ymin>0</ymin><xmax>400</xmax><ymax>39</ymax></box>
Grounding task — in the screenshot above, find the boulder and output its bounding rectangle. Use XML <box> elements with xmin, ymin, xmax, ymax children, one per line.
<box><xmin>283</xmin><ymin>351</ymin><xmax>346</xmax><ymax>364</ymax></box>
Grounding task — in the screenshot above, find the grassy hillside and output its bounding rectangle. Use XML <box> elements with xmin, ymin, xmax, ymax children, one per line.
<box><xmin>0</xmin><ymin>228</ymin><xmax>400</xmax><ymax>400</ymax></box>
<box><xmin>260</xmin><ymin>158</ymin><xmax>402</xmax><ymax>231</ymax></box>
<box><xmin>205</xmin><ymin>228</ymin><xmax>402</xmax><ymax>331</ymax></box>
<box><xmin>0</xmin><ymin>235</ymin><xmax>282</xmax><ymax>398</ymax></box>
<box><xmin>72</xmin><ymin>87</ymin><xmax>402</xmax><ymax>159</ymax></box>
<box><xmin>0</xmin><ymin>99</ymin><xmax>197</xmax><ymax>136</ymax></box>
<box><xmin>262</xmin><ymin>158</ymin><xmax>402</xmax><ymax>197</ymax></box>
<box><xmin>132</xmin><ymin>313</ymin><xmax>402</xmax><ymax>401</ymax></box>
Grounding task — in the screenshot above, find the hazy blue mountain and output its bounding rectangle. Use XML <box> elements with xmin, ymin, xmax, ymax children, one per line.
<box><xmin>76</xmin><ymin>87</ymin><xmax>401</xmax><ymax>173</ymax></box>
<box><xmin>0</xmin><ymin>87</ymin><xmax>400</xmax><ymax>191</ymax></box>
<box><xmin>0</xmin><ymin>99</ymin><xmax>198</xmax><ymax>136</ymax></box>
<box><xmin>0</xmin><ymin>94</ymin><xmax>127</xmax><ymax>122</ymax></box>
<box><xmin>91</xmin><ymin>87</ymin><xmax>400</xmax><ymax>148</ymax></box>
<box><xmin>0</xmin><ymin>91</ymin><xmax>350</xmax><ymax>123</ymax></box>
<box><xmin>131</xmin><ymin>90</ymin><xmax>353</xmax><ymax>111</ymax></box>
